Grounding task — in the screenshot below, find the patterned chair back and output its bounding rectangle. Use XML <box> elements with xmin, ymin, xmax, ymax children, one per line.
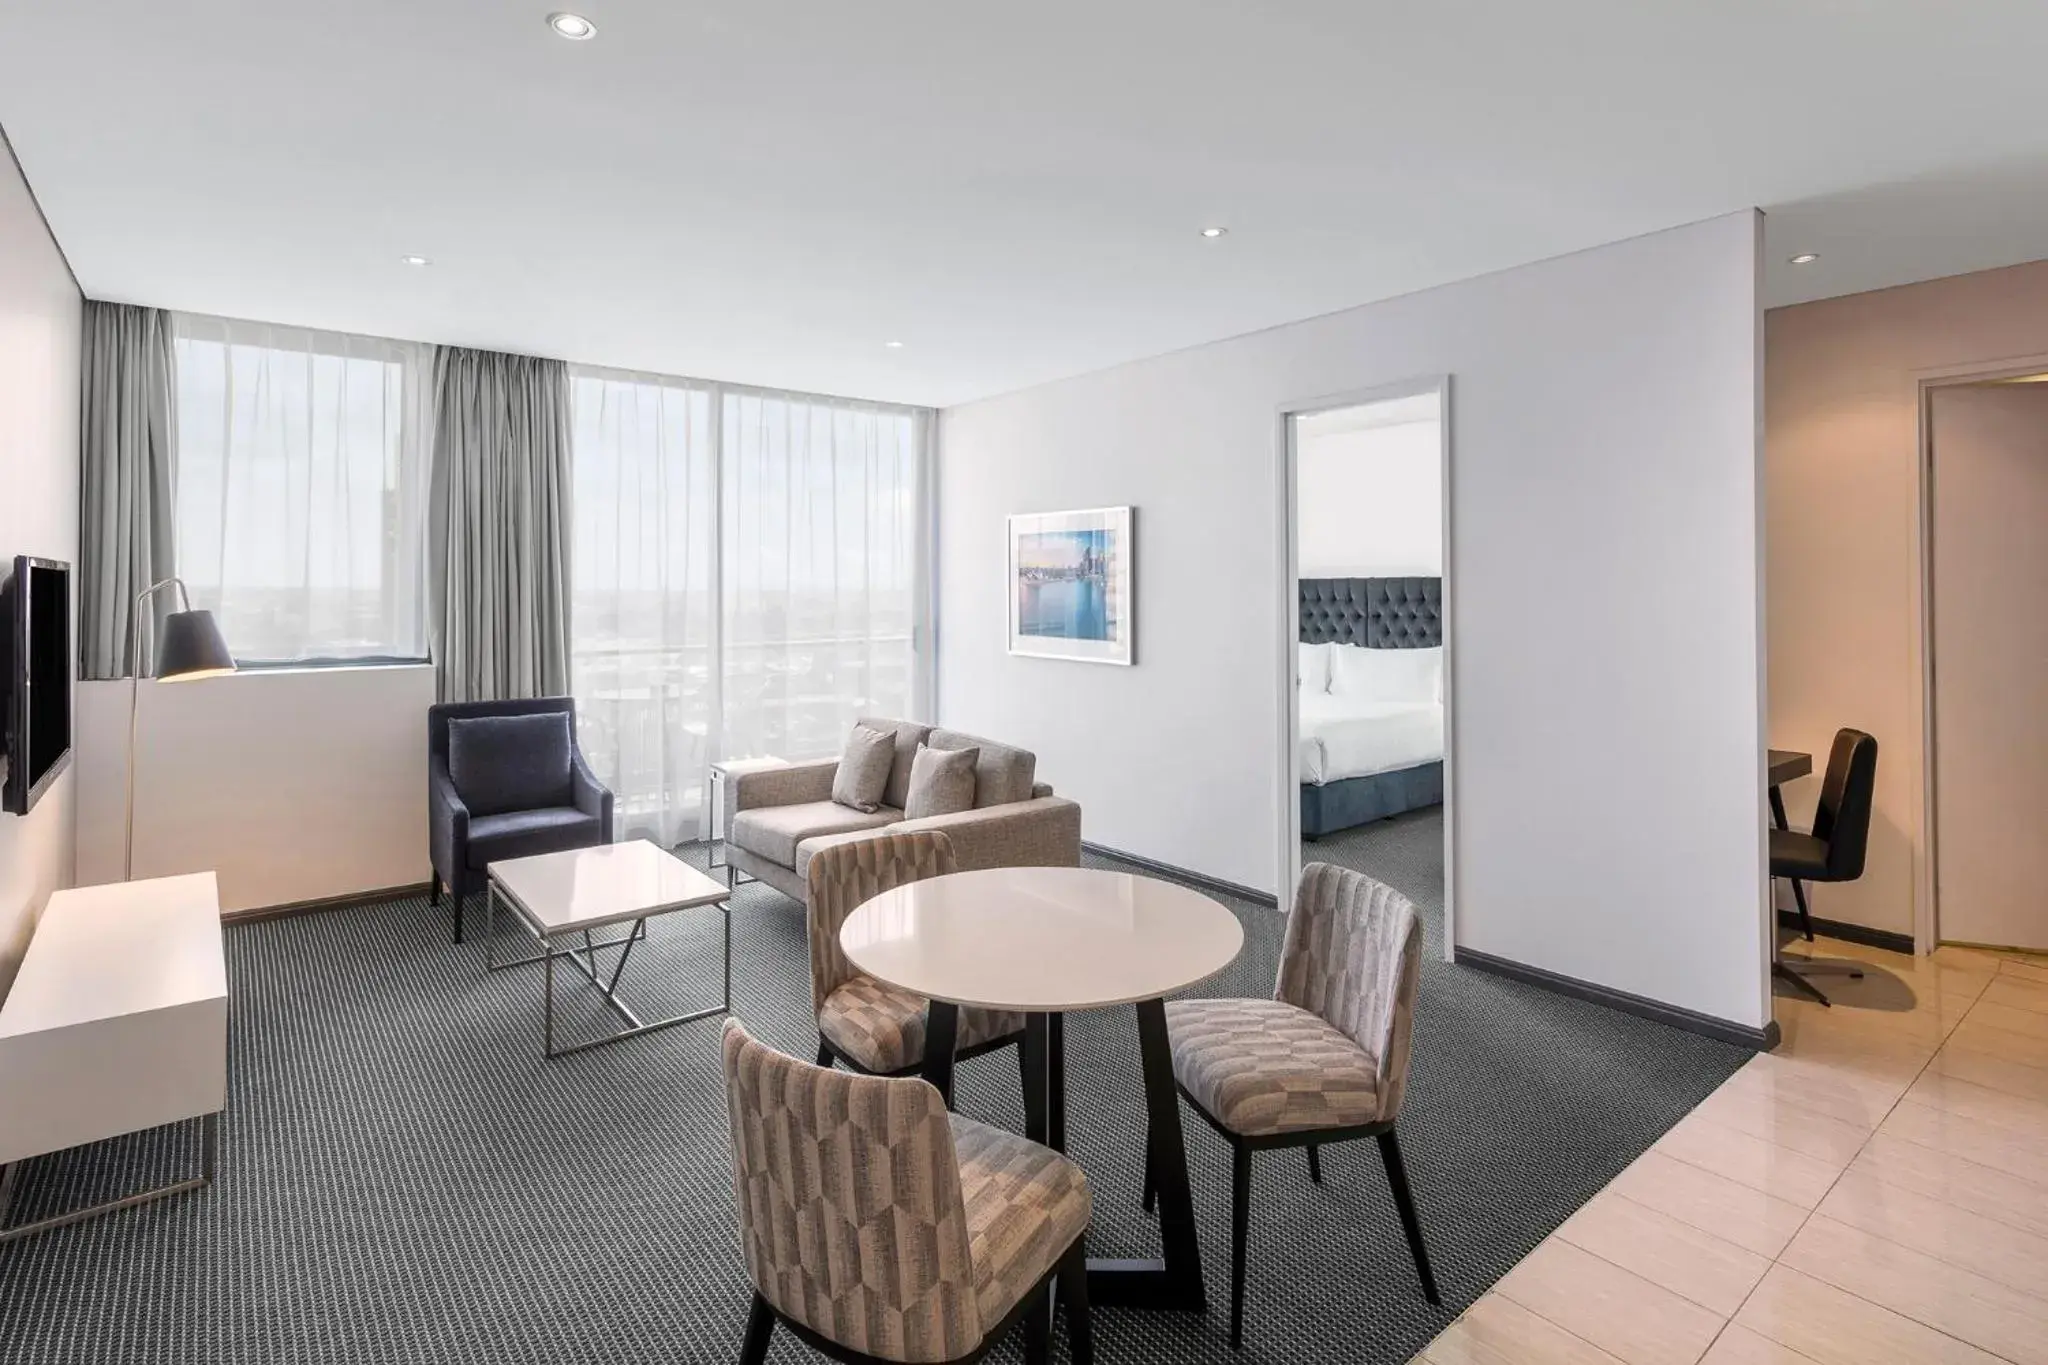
<box><xmin>804</xmin><ymin>831</ymin><xmax>958</xmax><ymax>1018</ymax></box>
<box><xmin>1274</xmin><ymin>862</ymin><xmax>1424</xmax><ymax>1122</ymax></box>
<box><xmin>721</xmin><ymin>1020</ymin><xmax>984</xmax><ymax>1362</ymax></box>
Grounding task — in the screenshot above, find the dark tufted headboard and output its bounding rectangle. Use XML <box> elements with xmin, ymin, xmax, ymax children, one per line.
<box><xmin>1299</xmin><ymin>577</ymin><xmax>1442</xmax><ymax>649</ymax></box>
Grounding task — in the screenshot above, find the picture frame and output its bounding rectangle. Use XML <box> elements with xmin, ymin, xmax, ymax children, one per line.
<box><xmin>1007</xmin><ymin>506</ymin><xmax>1134</xmax><ymax>665</ymax></box>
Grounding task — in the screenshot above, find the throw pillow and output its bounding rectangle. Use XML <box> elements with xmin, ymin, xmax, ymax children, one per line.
<box><xmin>446</xmin><ymin>712</ymin><xmax>574</xmax><ymax>817</ymax></box>
<box><xmin>831</xmin><ymin>724</ymin><xmax>896</xmax><ymax>813</ymax></box>
<box><xmin>904</xmin><ymin>744</ymin><xmax>979</xmax><ymax>820</ymax></box>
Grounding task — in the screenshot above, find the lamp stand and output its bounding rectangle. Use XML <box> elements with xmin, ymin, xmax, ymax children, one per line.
<box><xmin>125</xmin><ymin>577</ymin><xmax>185</xmax><ymax>881</ymax></box>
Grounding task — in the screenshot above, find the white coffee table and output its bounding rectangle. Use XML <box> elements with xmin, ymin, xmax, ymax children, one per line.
<box><xmin>841</xmin><ymin>865</ymin><xmax>1244</xmax><ymax>1315</ymax></box>
<box><xmin>485</xmin><ymin>840</ymin><xmax>732</xmax><ymax>1058</ymax></box>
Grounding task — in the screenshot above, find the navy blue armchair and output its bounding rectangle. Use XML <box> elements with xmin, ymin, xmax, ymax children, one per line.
<box><xmin>428</xmin><ymin>697</ymin><xmax>613</xmax><ymax>943</ymax></box>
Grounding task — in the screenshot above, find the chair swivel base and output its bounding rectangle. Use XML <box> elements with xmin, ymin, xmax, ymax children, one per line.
<box><xmin>1774</xmin><ymin>955</ymin><xmax>1864</xmax><ymax>1008</ymax></box>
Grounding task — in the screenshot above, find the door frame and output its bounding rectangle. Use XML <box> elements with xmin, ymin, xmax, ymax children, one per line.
<box><xmin>1274</xmin><ymin>375</ymin><xmax>1455</xmax><ymax>959</ymax></box>
<box><xmin>1913</xmin><ymin>355</ymin><xmax>2048</xmax><ymax>952</ymax></box>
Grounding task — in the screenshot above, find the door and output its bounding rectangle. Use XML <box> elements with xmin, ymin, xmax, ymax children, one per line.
<box><xmin>1931</xmin><ymin>381</ymin><xmax>2048</xmax><ymax>951</ymax></box>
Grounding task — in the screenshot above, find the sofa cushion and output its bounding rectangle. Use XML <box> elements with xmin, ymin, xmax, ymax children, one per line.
<box><xmin>465</xmin><ymin>807</ymin><xmax>602</xmax><ymax>869</ymax></box>
<box><xmin>930</xmin><ymin>729</ymin><xmax>1036</xmax><ymax>809</ymax></box>
<box><xmin>858</xmin><ymin>716</ymin><xmax>935</xmax><ymax>811</ymax></box>
<box><xmin>830</xmin><ymin>724</ymin><xmax>895</xmax><ymax>813</ymax></box>
<box><xmin>729</xmin><ymin>800</ymin><xmax>901</xmax><ymax>870</ymax></box>
<box><xmin>448</xmin><ymin>712</ymin><xmax>573</xmax><ymax>817</ymax></box>
<box><xmin>904</xmin><ymin>744</ymin><xmax>979</xmax><ymax>820</ymax></box>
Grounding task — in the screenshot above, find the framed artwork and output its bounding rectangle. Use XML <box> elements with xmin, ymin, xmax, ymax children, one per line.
<box><xmin>1007</xmin><ymin>506</ymin><xmax>1134</xmax><ymax>665</ymax></box>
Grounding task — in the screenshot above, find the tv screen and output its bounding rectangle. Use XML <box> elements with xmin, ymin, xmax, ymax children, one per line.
<box><xmin>3</xmin><ymin>555</ymin><xmax>72</xmax><ymax>816</ymax></box>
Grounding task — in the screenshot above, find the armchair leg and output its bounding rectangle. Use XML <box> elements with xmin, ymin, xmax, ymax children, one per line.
<box><xmin>429</xmin><ymin>874</ymin><xmax>441</xmax><ymax>906</ymax></box>
<box><xmin>1378</xmin><ymin>1129</ymin><xmax>1440</xmax><ymax>1304</ymax></box>
<box><xmin>739</xmin><ymin>1292</ymin><xmax>775</xmax><ymax>1365</ymax></box>
<box><xmin>449</xmin><ymin>874</ymin><xmax>466</xmax><ymax>944</ymax></box>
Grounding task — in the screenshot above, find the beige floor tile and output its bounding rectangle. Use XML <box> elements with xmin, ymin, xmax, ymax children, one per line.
<box><xmin>1969</xmin><ymin>998</ymin><xmax>2048</xmax><ymax>1041</ymax></box>
<box><xmin>1982</xmin><ymin>975</ymin><xmax>2048</xmax><ymax>1016</ymax></box>
<box><xmin>1932</xmin><ymin>944</ymin><xmax>2012</xmax><ymax>975</ymax></box>
<box><xmin>1607</xmin><ymin>1150</ymin><xmax>1810</xmax><ymax>1258</ymax></box>
<box><xmin>1780</xmin><ymin>1214</ymin><xmax>2048</xmax><ymax>1365</ymax></box>
<box><xmin>1554</xmin><ymin>1190</ymin><xmax>1771</xmax><ymax>1317</ymax></box>
<box><xmin>1733</xmin><ymin>1265</ymin><xmax>2005</xmax><ymax>1365</ymax></box>
<box><xmin>1496</xmin><ymin>1238</ymin><xmax>1725</xmax><ymax>1365</ymax></box>
<box><xmin>2003</xmin><ymin>958</ymin><xmax>2048</xmax><ymax>986</ymax></box>
<box><xmin>1712</xmin><ymin>1061</ymin><xmax>1890</xmax><ymax>1133</ymax></box>
<box><xmin>1930</xmin><ymin>1042</ymin><xmax>2048</xmax><ymax>1103</ymax></box>
<box><xmin>1881</xmin><ymin>1096</ymin><xmax>2048</xmax><ymax>1186</ymax></box>
<box><xmin>1853</xmin><ymin>1130</ymin><xmax>2048</xmax><ymax>1237</ymax></box>
<box><xmin>1903</xmin><ymin>1069</ymin><xmax>2048</xmax><ymax>1137</ymax></box>
<box><xmin>1766</xmin><ymin>1016</ymin><xmax>1938</xmax><ymax>1079</ymax></box>
<box><xmin>1686</xmin><ymin>1082</ymin><xmax>1873</xmax><ymax>1165</ymax></box>
<box><xmin>1419</xmin><ymin>1292</ymin><xmax>1629</xmax><ymax>1365</ymax></box>
<box><xmin>1948</xmin><ymin>1016</ymin><xmax>2048</xmax><ymax>1068</ymax></box>
<box><xmin>1655</xmin><ymin>1114</ymin><xmax>1847</xmax><ymax>1209</ymax></box>
<box><xmin>1817</xmin><ymin>1167</ymin><xmax>2048</xmax><ymax>1297</ymax></box>
<box><xmin>1696</xmin><ymin>1324</ymin><xmax>1821</xmax><ymax>1365</ymax></box>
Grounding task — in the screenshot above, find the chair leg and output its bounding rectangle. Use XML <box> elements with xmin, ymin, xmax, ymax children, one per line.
<box><xmin>1021</xmin><ymin>1280</ymin><xmax>1051</xmax><ymax>1365</ymax></box>
<box><xmin>1790</xmin><ymin>877</ymin><xmax>1814</xmax><ymax>941</ymax></box>
<box><xmin>815</xmin><ymin>1036</ymin><xmax>834</xmax><ymax>1068</ymax></box>
<box><xmin>1058</xmin><ymin>1237</ymin><xmax>1093</xmax><ymax>1365</ymax></box>
<box><xmin>1307</xmin><ymin>1145</ymin><xmax>1323</xmax><ymax>1185</ymax></box>
<box><xmin>1378</xmin><ymin>1130</ymin><xmax>1440</xmax><ymax>1304</ymax></box>
<box><xmin>739</xmin><ymin>1292</ymin><xmax>775</xmax><ymax>1365</ymax></box>
<box><xmin>449</xmin><ymin>874</ymin><xmax>466</xmax><ymax>944</ymax></box>
<box><xmin>429</xmin><ymin>874</ymin><xmax>441</xmax><ymax>906</ymax></box>
<box><xmin>1230</xmin><ymin>1143</ymin><xmax>1252</xmax><ymax>1348</ymax></box>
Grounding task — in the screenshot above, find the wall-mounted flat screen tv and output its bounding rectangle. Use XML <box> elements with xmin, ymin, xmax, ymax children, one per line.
<box><xmin>2</xmin><ymin>555</ymin><xmax>73</xmax><ymax>816</ymax></box>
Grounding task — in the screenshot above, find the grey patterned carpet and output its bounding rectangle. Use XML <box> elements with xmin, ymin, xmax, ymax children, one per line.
<box><xmin>0</xmin><ymin>813</ymin><xmax>1747</xmax><ymax>1364</ymax></box>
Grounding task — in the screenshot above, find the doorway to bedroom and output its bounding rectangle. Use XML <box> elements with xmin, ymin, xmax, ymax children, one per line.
<box><xmin>1281</xmin><ymin>383</ymin><xmax>1451</xmax><ymax>957</ymax></box>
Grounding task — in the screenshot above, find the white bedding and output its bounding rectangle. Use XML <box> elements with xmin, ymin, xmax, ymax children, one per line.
<box><xmin>1298</xmin><ymin>692</ymin><xmax>1444</xmax><ymax>786</ymax></box>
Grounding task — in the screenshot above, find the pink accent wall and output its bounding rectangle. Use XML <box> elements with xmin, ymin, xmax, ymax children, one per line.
<box><xmin>1766</xmin><ymin>258</ymin><xmax>2048</xmax><ymax>940</ymax></box>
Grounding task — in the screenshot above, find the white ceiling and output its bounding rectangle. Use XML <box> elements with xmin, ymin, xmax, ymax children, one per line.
<box><xmin>6</xmin><ymin>1</ymin><xmax>2048</xmax><ymax>407</ymax></box>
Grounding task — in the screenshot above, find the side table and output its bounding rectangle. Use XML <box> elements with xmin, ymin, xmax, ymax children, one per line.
<box><xmin>707</xmin><ymin>756</ymin><xmax>789</xmax><ymax>885</ymax></box>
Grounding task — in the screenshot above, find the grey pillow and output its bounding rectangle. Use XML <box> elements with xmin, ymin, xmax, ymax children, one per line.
<box><xmin>904</xmin><ymin>744</ymin><xmax>978</xmax><ymax>821</ymax></box>
<box><xmin>831</xmin><ymin>724</ymin><xmax>895</xmax><ymax>813</ymax></box>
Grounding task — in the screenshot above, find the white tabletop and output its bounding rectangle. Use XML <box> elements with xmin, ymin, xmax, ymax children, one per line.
<box><xmin>490</xmin><ymin>840</ymin><xmax>729</xmax><ymax>937</ymax></box>
<box><xmin>0</xmin><ymin>872</ymin><xmax>226</xmax><ymax>1038</ymax></box>
<box><xmin>839</xmin><ymin>866</ymin><xmax>1245</xmax><ymax>1012</ymax></box>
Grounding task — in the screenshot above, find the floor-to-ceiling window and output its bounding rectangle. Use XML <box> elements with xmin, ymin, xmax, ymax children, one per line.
<box><xmin>569</xmin><ymin>372</ymin><xmax>929</xmax><ymax>844</ymax></box>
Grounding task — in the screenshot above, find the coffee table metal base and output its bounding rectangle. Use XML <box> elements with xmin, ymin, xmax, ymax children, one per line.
<box><xmin>486</xmin><ymin>881</ymin><xmax>730</xmax><ymax>1059</ymax></box>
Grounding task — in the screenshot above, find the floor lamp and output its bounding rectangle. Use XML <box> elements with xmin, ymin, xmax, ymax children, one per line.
<box><xmin>127</xmin><ymin>577</ymin><xmax>236</xmax><ymax>880</ymax></box>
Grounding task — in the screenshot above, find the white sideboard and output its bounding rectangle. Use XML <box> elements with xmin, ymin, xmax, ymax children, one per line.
<box><xmin>0</xmin><ymin>871</ymin><xmax>226</xmax><ymax>1240</ymax></box>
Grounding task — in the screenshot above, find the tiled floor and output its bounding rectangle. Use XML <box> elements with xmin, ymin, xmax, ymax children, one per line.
<box><xmin>1413</xmin><ymin>937</ymin><xmax>2048</xmax><ymax>1365</ymax></box>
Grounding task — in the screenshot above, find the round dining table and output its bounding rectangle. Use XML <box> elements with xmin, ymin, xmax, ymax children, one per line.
<box><xmin>840</xmin><ymin>864</ymin><xmax>1244</xmax><ymax>1314</ymax></box>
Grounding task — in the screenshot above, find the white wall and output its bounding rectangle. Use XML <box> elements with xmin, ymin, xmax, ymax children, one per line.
<box><xmin>939</xmin><ymin>211</ymin><xmax>1769</xmax><ymax>1030</ymax></box>
<box><xmin>1297</xmin><ymin>417</ymin><xmax>1443</xmax><ymax>576</ymax></box>
<box><xmin>0</xmin><ymin>134</ymin><xmax>80</xmax><ymax>995</ymax></box>
<box><xmin>76</xmin><ymin>666</ymin><xmax>434</xmax><ymax>913</ymax></box>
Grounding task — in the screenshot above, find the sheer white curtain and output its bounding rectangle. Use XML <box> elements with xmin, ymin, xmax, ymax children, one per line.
<box><xmin>722</xmin><ymin>390</ymin><xmax>926</xmax><ymax>764</ymax></box>
<box><xmin>172</xmin><ymin>315</ymin><xmax>433</xmax><ymax>662</ymax></box>
<box><xmin>568</xmin><ymin>369</ymin><xmax>716</xmax><ymax>845</ymax></box>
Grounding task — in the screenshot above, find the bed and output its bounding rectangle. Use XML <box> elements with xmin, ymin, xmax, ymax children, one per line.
<box><xmin>1298</xmin><ymin>577</ymin><xmax>1443</xmax><ymax>839</ymax></box>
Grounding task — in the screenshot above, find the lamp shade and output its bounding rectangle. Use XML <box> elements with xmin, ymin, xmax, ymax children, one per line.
<box><xmin>156</xmin><ymin>609</ymin><xmax>236</xmax><ymax>681</ymax></box>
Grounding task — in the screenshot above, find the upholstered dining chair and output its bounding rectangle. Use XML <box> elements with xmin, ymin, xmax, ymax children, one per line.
<box><xmin>805</xmin><ymin>831</ymin><xmax>1034</xmax><ymax>1115</ymax></box>
<box><xmin>427</xmin><ymin>697</ymin><xmax>612</xmax><ymax>944</ymax></box>
<box><xmin>1160</xmin><ymin>861</ymin><xmax>1438</xmax><ymax>1347</ymax></box>
<box><xmin>723</xmin><ymin>1020</ymin><xmax>1095</xmax><ymax>1365</ymax></box>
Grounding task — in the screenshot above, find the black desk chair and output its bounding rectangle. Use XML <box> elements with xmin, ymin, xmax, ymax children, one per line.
<box><xmin>1771</xmin><ymin>728</ymin><xmax>1876</xmax><ymax>1006</ymax></box>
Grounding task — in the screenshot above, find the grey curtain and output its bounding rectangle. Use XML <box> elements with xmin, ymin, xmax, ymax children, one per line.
<box><xmin>427</xmin><ymin>347</ymin><xmax>572</xmax><ymax>703</ymax></box>
<box><xmin>78</xmin><ymin>301</ymin><xmax>178</xmax><ymax>679</ymax></box>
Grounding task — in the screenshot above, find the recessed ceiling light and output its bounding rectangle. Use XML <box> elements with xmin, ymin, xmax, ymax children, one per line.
<box><xmin>1200</xmin><ymin>226</ymin><xmax>1228</xmax><ymax>239</ymax></box>
<box><xmin>547</xmin><ymin>11</ymin><xmax>597</xmax><ymax>40</ymax></box>
<box><xmin>883</xmin><ymin>340</ymin><xmax>905</xmax><ymax>349</ymax></box>
<box><xmin>399</xmin><ymin>254</ymin><xmax>431</xmax><ymax>267</ymax></box>
<box><xmin>1789</xmin><ymin>252</ymin><xmax>1819</xmax><ymax>265</ymax></box>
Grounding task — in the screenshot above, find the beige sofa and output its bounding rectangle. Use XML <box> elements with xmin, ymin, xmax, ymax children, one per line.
<box><xmin>723</xmin><ymin>718</ymin><xmax>1082</xmax><ymax>902</ymax></box>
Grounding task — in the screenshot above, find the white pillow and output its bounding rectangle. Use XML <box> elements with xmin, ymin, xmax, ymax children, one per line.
<box><xmin>1297</xmin><ymin>641</ymin><xmax>1331</xmax><ymax>694</ymax></box>
<box><xmin>1330</xmin><ymin>644</ymin><xmax>1442</xmax><ymax>705</ymax></box>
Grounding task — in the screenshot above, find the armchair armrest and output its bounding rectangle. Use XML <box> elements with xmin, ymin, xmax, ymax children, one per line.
<box><xmin>732</xmin><ymin>758</ymin><xmax>839</xmax><ymax>813</ymax></box>
<box><xmin>428</xmin><ymin>756</ymin><xmax>470</xmax><ymax>882</ymax></box>
<box><xmin>888</xmin><ymin>796</ymin><xmax>1082</xmax><ymax>872</ymax></box>
<box><xmin>570</xmin><ymin>749</ymin><xmax>615</xmax><ymax>841</ymax></box>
